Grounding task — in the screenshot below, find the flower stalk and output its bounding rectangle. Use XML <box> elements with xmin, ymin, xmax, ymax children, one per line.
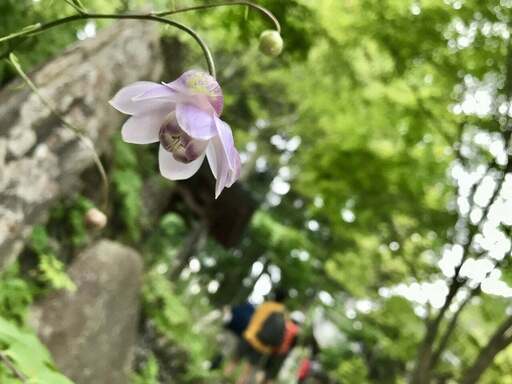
<box><xmin>0</xmin><ymin>1</ymin><xmax>281</xmax><ymax>78</ymax></box>
<box><xmin>2</xmin><ymin>13</ymin><xmax>216</xmax><ymax>78</ymax></box>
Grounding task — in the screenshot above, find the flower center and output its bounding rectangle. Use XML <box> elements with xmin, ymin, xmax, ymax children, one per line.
<box><xmin>160</xmin><ymin>132</ymin><xmax>185</xmax><ymax>153</ymax></box>
<box><xmin>159</xmin><ymin>113</ymin><xmax>205</xmax><ymax>164</ymax></box>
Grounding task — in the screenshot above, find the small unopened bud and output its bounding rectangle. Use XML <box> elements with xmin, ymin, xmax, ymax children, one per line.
<box><xmin>259</xmin><ymin>30</ymin><xmax>283</xmax><ymax>57</ymax></box>
<box><xmin>85</xmin><ymin>208</ymin><xmax>107</xmax><ymax>229</ymax></box>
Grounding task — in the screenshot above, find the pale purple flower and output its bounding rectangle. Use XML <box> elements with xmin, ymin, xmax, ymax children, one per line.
<box><xmin>109</xmin><ymin>70</ymin><xmax>241</xmax><ymax>198</ymax></box>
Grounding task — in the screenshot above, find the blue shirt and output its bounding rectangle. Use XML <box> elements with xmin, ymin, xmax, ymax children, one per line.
<box><xmin>226</xmin><ymin>302</ymin><xmax>255</xmax><ymax>336</ymax></box>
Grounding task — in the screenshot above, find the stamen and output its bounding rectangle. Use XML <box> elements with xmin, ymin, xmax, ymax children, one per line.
<box><xmin>158</xmin><ymin>111</ymin><xmax>206</xmax><ymax>164</ymax></box>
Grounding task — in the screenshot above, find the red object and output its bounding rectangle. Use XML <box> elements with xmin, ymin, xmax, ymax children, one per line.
<box><xmin>298</xmin><ymin>358</ymin><xmax>312</xmax><ymax>380</ymax></box>
<box><xmin>276</xmin><ymin>320</ymin><xmax>300</xmax><ymax>354</ymax></box>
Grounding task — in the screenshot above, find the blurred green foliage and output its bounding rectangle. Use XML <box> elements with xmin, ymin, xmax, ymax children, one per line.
<box><xmin>29</xmin><ymin>225</ymin><xmax>76</xmax><ymax>292</ymax></box>
<box><xmin>142</xmin><ymin>270</ymin><xmax>219</xmax><ymax>382</ymax></box>
<box><xmin>0</xmin><ymin>252</ymin><xmax>72</xmax><ymax>383</ymax></box>
<box><xmin>0</xmin><ymin>317</ymin><xmax>73</xmax><ymax>384</ymax></box>
<box><xmin>111</xmin><ymin>137</ymin><xmax>145</xmax><ymax>242</ymax></box>
<box><xmin>0</xmin><ymin>265</ymin><xmax>32</xmax><ymax>324</ymax></box>
<box><xmin>140</xmin><ymin>213</ymin><xmax>222</xmax><ymax>382</ymax></box>
<box><xmin>47</xmin><ymin>196</ymin><xmax>94</xmax><ymax>249</ymax></box>
<box><xmin>132</xmin><ymin>354</ymin><xmax>160</xmax><ymax>384</ymax></box>
<box><xmin>2</xmin><ymin>0</ymin><xmax>512</xmax><ymax>383</ymax></box>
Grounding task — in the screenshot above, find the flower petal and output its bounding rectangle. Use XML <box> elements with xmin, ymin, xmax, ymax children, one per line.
<box><xmin>132</xmin><ymin>83</ymin><xmax>178</xmax><ymax>101</ymax></box>
<box><xmin>110</xmin><ymin>81</ymin><xmax>155</xmax><ymax>113</ymax></box>
<box><xmin>185</xmin><ymin>139</ymin><xmax>209</xmax><ymax>162</ymax></box>
<box><xmin>206</xmin><ymin>137</ymin><xmax>241</xmax><ymax>198</ymax></box>
<box><xmin>159</xmin><ymin>145</ymin><xmax>205</xmax><ymax>180</ymax></box>
<box><xmin>214</xmin><ymin>116</ymin><xmax>238</xmax><ymax>170</ymax></box>
<box><xmin>226</xmin><ymin>151</ymin><xmax>241</xmax><ymax>187</ymax></box>
<box><xmin>176</xmin><ymin>103</ymin><xmax>217</xmax><ymax>140</ymax></box>
<box><xmin>206</xmin><ymin>140</ymin><xmax>219</xmax><ymax>180</ymax></box>
<box><xmin>206</xmin><ymin>139</ymin><xmax>227</xmax><ymax>198</ymax></box>
<box><xmin>121</xmin><ymin>109</ymin><xmax>168</xmax><ymax>144</ymax></box>
<box><xmin>166</xmin><ymin>70</ymin><xmax>223</xmax><ymax>116</ymax></box>
<box><xmin>110</xmin><ymin>82</ymin><xmax>173</xmax><ymax>115</ymax></box>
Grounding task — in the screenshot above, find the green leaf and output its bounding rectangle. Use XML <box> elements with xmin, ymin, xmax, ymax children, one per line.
<box><xmin>0</xmin><ymin>317</ymin><xmax>73</xmax><ymax>383</ymax></box>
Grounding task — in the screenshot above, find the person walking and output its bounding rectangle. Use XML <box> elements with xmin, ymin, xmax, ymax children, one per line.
<box><xmin>236</xmin><ymin>288</ymin><xmax>288</xmax><ymax>384</ymax></box>
<box><xmin>221</xmin><ymin>301</ymin><xmax>256</xmax><ymax>374</ymax></box>
<box><xmin>262</xmin><ymin>311</ymin><xmax>303</xmax><ymax>384</ymax></box>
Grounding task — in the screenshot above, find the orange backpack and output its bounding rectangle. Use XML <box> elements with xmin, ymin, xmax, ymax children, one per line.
<box><xmin>244</xmin><ymin>301</ymin><xmax>285</xmax><ymax>354</ymax></box>
<box><xmin>275</xmin><ymin>320</ymin><xmax>299</xmax><ymax>355</ymax></box>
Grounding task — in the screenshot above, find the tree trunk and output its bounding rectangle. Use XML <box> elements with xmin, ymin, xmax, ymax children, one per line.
<box><xmin>410</xmin><ymin>280</ymin><xmax>462</xmax><ymax>384</ymax></box>
<box><xmin>0</xmin><ymin>20</ymin><xmax>163</xmax><ymax>268</ymax></box>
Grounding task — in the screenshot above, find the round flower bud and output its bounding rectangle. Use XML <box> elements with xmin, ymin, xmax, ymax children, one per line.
<box><xmin>259</xmin><ymin>30</ymin><xmax>283</xmax><ymax>57</ymax></box>
<box><xmin>85</xmin><ymin>208</ymin><xmax>107</xmax><ymax>229</ymax></box>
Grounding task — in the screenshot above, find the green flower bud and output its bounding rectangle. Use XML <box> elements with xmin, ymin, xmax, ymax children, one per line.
<box><xmin>259</xmin><ymin>30</ymin><xmax>283</xmax><ymax>57</ymax></box>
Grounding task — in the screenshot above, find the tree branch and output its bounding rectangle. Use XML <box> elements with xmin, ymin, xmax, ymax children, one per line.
<box><xmin>430</xmin><ymin>287</ymin><xmax>479</xmax><ymax>367</ymax></box>
<box><xmin>411</xmin><ymin>25</ymin><xmax>512</xmax><ymax>384</ymax></box>
<box><xmin>460</xmin><ymin>315</ymin><xmax>512</xmax><ymax>384</ymax></box>
<box><xmin>431</xmin><ymin>228</ymin><xmax>512</xmax><ymax>368</ymax></box>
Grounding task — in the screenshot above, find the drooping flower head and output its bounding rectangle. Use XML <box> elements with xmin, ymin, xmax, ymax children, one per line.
<box><xmin>109</xmin><ymin>70</ymin><xmax>241</xmax><ymax>198</ymax></box>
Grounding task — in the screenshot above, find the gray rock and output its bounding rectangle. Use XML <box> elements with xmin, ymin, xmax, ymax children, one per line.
<box><xmin>30</xmin><ymin>240</ymin><xmax>143</xmax><ymax>384</ymax></box>
<box><xmin>0</xmin><ymin>20</ymin><xmax>163</xmax><ymax>269</ymax></box>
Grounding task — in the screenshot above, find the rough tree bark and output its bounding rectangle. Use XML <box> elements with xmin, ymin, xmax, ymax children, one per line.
<box><xmin>0</xmin><ymin>20</ymin><xmax>163</xmax><ymax>268</ymax></box>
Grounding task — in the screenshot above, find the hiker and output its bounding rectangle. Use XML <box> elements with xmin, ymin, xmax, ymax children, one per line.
<box><xmin>221</xmin><ymin>301</ymin><xmax>256</xmax><ymax>374</ymax></box>
<box><xmin>236</xmin><ymin>288</ymin><xmax>288</xmax><ymax>384</ymax></box>
<box><xmin>226</xmin><ymin>301</ymin><xmax>256</xmax><ymax>337</ymax></box>
<box><xmin>262</xmin><ymin>311</ymin><xmax>303</xmax><ymax>383</ymax></box>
